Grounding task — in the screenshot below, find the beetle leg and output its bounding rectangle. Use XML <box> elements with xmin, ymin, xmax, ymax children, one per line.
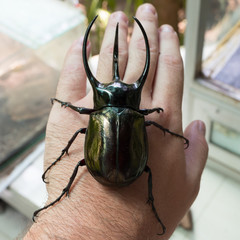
<box><xmin>145</xmin><ymin>120</ymin><xmax>189</xmax><ymax>148</ymax></box>
<box><xmin>33</xmin><ymin>159</ymin><xmax>86</xmax><ymax>222</ymax></box>
<box><xmin>42</xmin><ymin>128</ymin><xmax>87</xmax><ymax>183</ymax></box>
<box><xmin>144</xmin><ymin>165</ymin><xmax>166</xmax><ymax>235</ymax></box>
<box><xmin>51</xmin><ymin>98</ymin><xmax>96</xmax><ymax>115</ymax></box>
<box><xmin>138</xmin><ymin>107</ymin><xmax>164</xmax><ymax>115</ymax></box>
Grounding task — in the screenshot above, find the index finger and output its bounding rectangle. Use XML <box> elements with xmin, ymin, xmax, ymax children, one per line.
<box><xmin>56</xmin><ymin>38</ymin><xmax>90</xmax><ymax>102</ymax></box>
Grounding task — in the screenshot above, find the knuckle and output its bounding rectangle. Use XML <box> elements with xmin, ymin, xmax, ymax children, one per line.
<box><xmin>135</xmin><ymin>37</ymin><xmax>158</xmax><ymax>54</ymax></box>
<box><xmin>100</xmin><ymin>43</ymin><xmax>128</xmax><ymax>59</ymax></box>
<box><xmin>101</xmin><ymin>43</ymin><xmax>114</xmax><ymax>55</ymax></box>
<box><xmin>60</xmin><ymin>65</ymin><xmax>82</xmax><ymax>80</ymax></box>
<box><xmin>118</xmin><ymin>46</ymin><xmax>128</xmax><ymax>59</ymax></box>
<box><xmin>159</xmin><ymin>54</ymin><xmax>183</xmax><ymax>71</ymax></box>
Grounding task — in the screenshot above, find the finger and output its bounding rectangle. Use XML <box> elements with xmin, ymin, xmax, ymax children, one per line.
<box><xmin>184</xmin><ymin>121</ymin><xmax>208</xmax><ymax>184</ymax></box>
<box><xmin>124</xmin><ymin>3</ymin><xmax>159</xmax><ymax>99</ymax></box>
<box><xmin>153</xmin><ymin>25</ymin><xmax>183</xmax><ymax>111</ymax></box>
<box><xmin>56</xmin><ymin>38</ymin><xmax>91</xmax><ymax>102</ymax></box>
<box><xmin>96</xmin><ymin>12</ymin><xmax>129</xmax><ymax>83</ymax></box>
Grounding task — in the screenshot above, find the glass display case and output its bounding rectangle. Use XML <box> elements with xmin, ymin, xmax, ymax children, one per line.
<box><xmin>184</xmin><ymin>0</ymin><xmax>240</xmax><ymax>180</ymax></box>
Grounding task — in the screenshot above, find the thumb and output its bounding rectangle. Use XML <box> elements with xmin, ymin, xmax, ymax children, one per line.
<box><xmin>184</xmin><ymin>120</ymin><xmax>209</xmax><ymax>182</ymax></box>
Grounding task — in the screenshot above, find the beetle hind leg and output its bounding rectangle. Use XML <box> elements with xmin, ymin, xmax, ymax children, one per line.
<box><xmin>145</xmin><ymin>120</ymin><xmax>189</xmax><ymax>148</ymax></box>
<box><xmin>42</xmin><ymin>128</ymin><xmax>86</xmax><ymax>183</ymax></box>
<box><xmin>144</xmin><ymin>165</ymin><xmax>166</xmax><ymax>235</ymax></box>
<box><xmin>33</xmin><ymin>159</ymin><xmax>86</xmax><ymax>222</ymax></box>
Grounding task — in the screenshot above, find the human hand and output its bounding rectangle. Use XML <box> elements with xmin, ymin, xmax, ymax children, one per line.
<box><xmin>25</xmin><ymin>3</ymin><xmax>208</xmax><ymax>240</ymax></box>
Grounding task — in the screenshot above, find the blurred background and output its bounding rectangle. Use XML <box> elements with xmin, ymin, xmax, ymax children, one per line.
<box><xmin>0</xmin><ymin>0</ymin><xmax>240</xmax><ymax>239</ymax></box>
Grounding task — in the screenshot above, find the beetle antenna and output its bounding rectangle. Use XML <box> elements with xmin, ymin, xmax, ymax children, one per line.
<box><xmin>83</xmin><ymin>15</ymin><xmax>101</xmax><ymax>87</ymax></box>
<box><xmin>113</xmin><ymin>23</ymin><xmax>120</xmax><ymax>81</ymax></box>
<box><xmin>133</xmin><ymin>16</ymin><xmax>150</xmax><ymax>89</ymax></box>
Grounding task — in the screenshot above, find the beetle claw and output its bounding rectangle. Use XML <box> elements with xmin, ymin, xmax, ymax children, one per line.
<box><xmin>63</xmin><ymin>187</ymin><xmax>70</xmax><ymax>198</ymax></box>
<box><xmin>184</xmin><ymin>138</ymin><xmax>190</xmax><ymax>149</ymax></box>
<box><xmin>146</xmin><ymin>199</ymin><xmax>151</xmax><ymax>205</ymax></box>
<box><xmin>42</xmin><ymin>178</ymin><xmax>49</xmax><ymax>184</ymax></box>
<box><xmin>42</xmin><ymin>172</ymin><xmax>49</xmax><ymax>184</ymax></box>
<box><xmin>32</xmin><ymin>214</ymin><xmax>37</xmax><ymax>223</ymax></box>
<box><xmin>157</xmin><ymin>108</ymin><xmax>164</xmax><ymax>113</ymax></box>
<box><xmin>146</xmin><ymin>195</ymin><xmax>154</xmax><ymax>205</ymax></box>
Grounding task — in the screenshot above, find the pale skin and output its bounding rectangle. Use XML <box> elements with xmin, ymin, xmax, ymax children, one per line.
<box><xmin>24</xmin><ymin>4</ymin><xmax>208</xmax><ymax>240</ymax></box>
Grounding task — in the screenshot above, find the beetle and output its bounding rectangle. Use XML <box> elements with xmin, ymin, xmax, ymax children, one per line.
<box><xmin>33</xmin><ymin>16</ymin><xmax>189</xmax><ymax>236</ymax></box>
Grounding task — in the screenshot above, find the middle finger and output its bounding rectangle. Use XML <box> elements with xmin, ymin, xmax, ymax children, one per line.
<box><xmin>124</xmin><ymin>4</ymin><xmax>159</xmax><ymax>100</ymax></box>
<box><xmin>96</xmin><ymin>12</ymin><xmax>129</xmax><ymax>83</ymax></box>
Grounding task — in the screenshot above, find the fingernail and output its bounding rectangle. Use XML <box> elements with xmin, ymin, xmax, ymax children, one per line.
<box><xmin>111</xmin><ymin>11</ymin><xmax>128</xmax><ymax>23</ymax></box>
<box><xmin>160</xmin><ymin>25</ymin><xmax>174</xmax><ymax>33</ymax></box>
<box><xmin>196</xmin><ymin>120</ymin><xmax>206</xmax><ymax>136</ymax></box>
<box><xmin>140</xmin><ymin>4</ymin><xmax>157</xmax><ymax>15</ymax></box>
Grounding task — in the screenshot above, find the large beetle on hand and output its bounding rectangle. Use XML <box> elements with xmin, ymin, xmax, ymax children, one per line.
<box><xmin>33</xmin><ymin>16</ymin><xmax>189</xmax><ymax>235</ymax></box>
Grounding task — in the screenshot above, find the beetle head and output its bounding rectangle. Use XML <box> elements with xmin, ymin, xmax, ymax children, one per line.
<box><xmin>83</xmin><ymin>16</ymin><xmax>150</xmax><ymax>110</ymax></box>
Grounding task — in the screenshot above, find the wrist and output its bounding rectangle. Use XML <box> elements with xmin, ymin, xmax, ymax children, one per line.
<box><xmin>25</xmin><ymin>170</ymin><xmax>175</xmax><ymax>240</ymax></box>
<box><xmin>25</xmin><ymin>174</ymin><xmax>140</xmax><ymax>240</ymax></box>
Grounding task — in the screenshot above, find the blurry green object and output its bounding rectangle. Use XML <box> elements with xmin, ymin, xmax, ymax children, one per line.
<box><xmin>211</xmin><ymin>121</ymin><xmax>240</xmax><ymax>156</ymax></box>
<box><xmin>125</xmin><ymin>0</ymin><xmax>145</xmax><ymax>17</ymax></box>
<box><xmin>85</xmin><ymin>0</ymin><xmax>145</xmax><ymax>21</ymax></box>
<box><xmin>84</xmin><ymin>0</ymin><xmax>145</xmax><ymax>54</ymax></box>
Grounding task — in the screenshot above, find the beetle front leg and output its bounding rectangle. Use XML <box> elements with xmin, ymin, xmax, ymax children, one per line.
<box><xmin>138</xmin><ymin>107</ymin><xmax>164</xmax><ymax>115</ymax></box>
<box><xmin>144</xmin><ymin>165</ymin><xmax>166</xmax><ymax>235</ymax></box>
<box><xmin>145</xmin><ymin>120</ymin><xmax>189</xmax><ymax>148</ymax></box>
<box><xmin>51</xmin><ymin>98</ymin><xmax>96</xmax><ymax>115</ymax></box>
<box><xmin>33</xmin><ymin>159</ymin><xmax>86</xmax><ymax>222</ymax></box>
<box><xmin>42</xmin><ymin>128</ymin><xmax>87</xmax><ymax>183</ymax></box>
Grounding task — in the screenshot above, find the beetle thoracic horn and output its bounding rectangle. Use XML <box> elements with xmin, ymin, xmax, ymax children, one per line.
<box><xmin>113</xmin><ymin>23</ymin><xmax>120</xmax><ymax>81</ymax></box>
<box><xmin>82</xmin><ymin>16</ymin><xmax>150</xmax><ymax>89</ymax></box>
<box><xmin>82</xmin><ymin>15</ymin><xmax>100</xmax><ymax>87</ymax></box>
<box><xmin>133</xmin><ymin>16</ymin><xmax>150</xmax><ymax>90</ymax></box>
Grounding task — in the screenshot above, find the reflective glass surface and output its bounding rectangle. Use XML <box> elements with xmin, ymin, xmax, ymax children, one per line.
<box><xmin>201</xmin><ymin>0</ymin><xmax>240</xmax><ymax>97</ymax></box>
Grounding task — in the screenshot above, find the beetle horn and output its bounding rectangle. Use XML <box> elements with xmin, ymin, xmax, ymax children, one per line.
<box><xmin>133</xmin><ymin>16</ymin><xmax>150</xmax><ymax>89</ymax></box>
<box><xmin>113</xmin><ymin>23</ymin><xmax>120</xmax><ymax>81</ymax></box>
<box><xmin>82</xmin><ymin>15</ymin><xmax>100</xmax><ymax>87</ymax></box>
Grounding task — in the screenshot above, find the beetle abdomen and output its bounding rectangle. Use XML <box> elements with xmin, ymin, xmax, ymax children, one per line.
<box><xmin>84</xmin><ymin>107</ymin><xmax>148</xmax><ymax>186</ymax></box>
